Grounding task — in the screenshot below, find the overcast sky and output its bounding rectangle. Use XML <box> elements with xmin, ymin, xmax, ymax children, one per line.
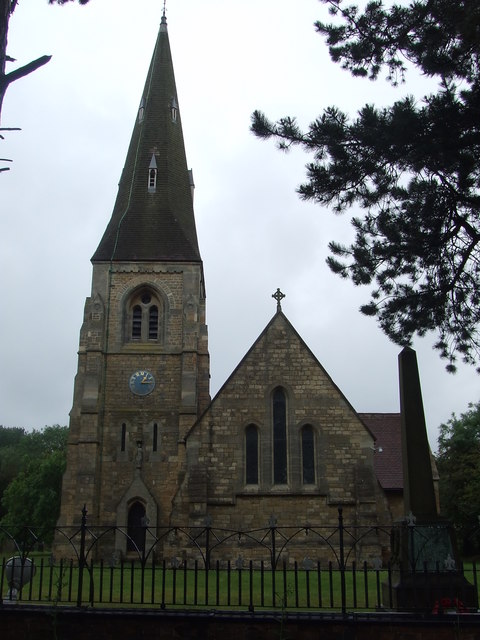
<box><xmin>1</xmin><ymin>0</ymin><xmax>478</xmax><ymax>450</ymax></box>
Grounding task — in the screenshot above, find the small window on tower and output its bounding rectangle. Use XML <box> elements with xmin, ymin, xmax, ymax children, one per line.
<box><xmin>170</xmin><ymin>97</ymin><xmax>178</xmax><ymax>123</ymax></box>
<box><xmin>148</xmin><ymin>154</ymin><xmax>157</xmax><ymax>193</ymax></box>
<box><xmin>138</xmin><ymin>97</ymin><xmax>145</xmax><ymax>123</ymax></box>
<box><xmin>148</xmin><ymin>169</ymin><xmax>157</xmax><ymax>190</ymax></box>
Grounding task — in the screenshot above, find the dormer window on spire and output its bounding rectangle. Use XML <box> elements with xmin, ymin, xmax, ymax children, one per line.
<box><xmin>148</xmin><ymin>154</ymin><xmax>157</xmax><ymax>193</ymax></box>
<box><xmin>170</xmin><ymin>97</ymin><xmax>178</xmax><ymax>123</ymax></box>
<box><xmin>138</xmin><ymin>97</ymin><xmax>145</xmax><ymax>123</ymax></box>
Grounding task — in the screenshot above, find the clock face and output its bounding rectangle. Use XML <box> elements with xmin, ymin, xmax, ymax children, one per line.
<box><xmin>129</xmin><ymin>370</ymin><xmax>155</xmax><ymax>396</ymax></box>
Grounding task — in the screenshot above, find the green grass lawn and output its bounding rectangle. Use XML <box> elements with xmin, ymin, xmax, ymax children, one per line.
<box><xmin>2</xmin><ymin>555</ymin><xmax>388</xmax><ymax>610</ymax></box>
<box><xmin>2</xmin><ymin>555</ymin><xmax>478</xmax><ymax>611</ymax></box>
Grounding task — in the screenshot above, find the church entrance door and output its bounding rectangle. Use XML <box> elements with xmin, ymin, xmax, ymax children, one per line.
<box><xmin>127</xmin><ymin>501</ymin><xmax>146</xmax><ymax>552</ymax></box>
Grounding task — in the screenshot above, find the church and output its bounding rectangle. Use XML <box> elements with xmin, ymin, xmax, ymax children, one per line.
<box><xmin>56</xmin><ymin>12</ymin><xmax>435</xmax><ymax>562</ymax></box>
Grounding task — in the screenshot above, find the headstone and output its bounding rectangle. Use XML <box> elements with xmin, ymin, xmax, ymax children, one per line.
<box><xmin>4</xmin><ymin>556</ymin><xmax>35</xmax><ymax>604</ymax></box>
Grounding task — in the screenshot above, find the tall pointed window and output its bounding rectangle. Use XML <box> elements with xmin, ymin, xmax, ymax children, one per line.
<box><xmin>302</xmin><ymin>425</ymin><xmax>315</xmax><ymax>485</ymax></box>
<box><xmin>127</xmin><ymin>290</ymin><xmax>163</xmax><ymax>343</ymax></box>
<box><xmin>273</xmin><ymin>387</ymin><xmax>287</xmax><ymax>484</ymax></box>
<box><xmin>245</xmin><ymin>424</ymin><xmax>259</xmax><ymax>485</ymax></box>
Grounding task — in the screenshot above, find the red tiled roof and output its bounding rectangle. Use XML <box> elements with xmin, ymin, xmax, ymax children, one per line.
<box><xmin>359</xmin><ymin>413</ymin><xmax>403</xmax><ymax>491</ymax></box>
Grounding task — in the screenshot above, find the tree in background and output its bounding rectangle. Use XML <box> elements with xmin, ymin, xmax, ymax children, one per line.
<box><xmin>0</xmin><ymin>425</ymin><xmax>25</xmax><ymax>519</ymax></box>
<box><xmin>436</xmin><ymin>402</ymin><xmax>480</xmax><ymax>556</ymax></box>
<box><xmin>251</xmin><ymin>0</ymin><xmax>480</xmax><ymax>372</ymax></box>
<box><xmin>1</xmin><ymin>0</ymin><xmax>90</xmax><ymax>170</ymax></box>
<box><xmin>0</xmin><ymin>425</ymin><xmax>68</xmax><ymax>545</ymax></box>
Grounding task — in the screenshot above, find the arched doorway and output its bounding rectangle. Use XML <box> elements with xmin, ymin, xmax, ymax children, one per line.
<box><xmin>127</xmin><ymin>501</ymin><xmax>146</xmax><ymax>552</ymax></box>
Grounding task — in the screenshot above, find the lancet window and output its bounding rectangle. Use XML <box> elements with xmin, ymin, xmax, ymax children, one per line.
<box><xmin>273</xmin><ymin>387</ymin><xmax>288</xmax><ymax>484</ymax></box>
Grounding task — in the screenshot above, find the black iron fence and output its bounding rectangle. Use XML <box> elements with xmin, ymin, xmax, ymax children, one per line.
<box><xmin>1</xmin><ymin>507</ymin><xmax>478</xmax><ymax>613</ymax></box>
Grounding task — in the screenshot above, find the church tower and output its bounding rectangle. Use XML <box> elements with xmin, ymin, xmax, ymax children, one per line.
<box><xmin>57</xmin><ymin>13</ymin><xmax>209</xmax><ymax>550</ymax></box>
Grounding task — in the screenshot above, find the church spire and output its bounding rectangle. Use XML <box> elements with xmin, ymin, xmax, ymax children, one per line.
<box><xmin>92</xmin><ymin>14</ymin><xmax>201</xmax><ymax>263</ymax></box>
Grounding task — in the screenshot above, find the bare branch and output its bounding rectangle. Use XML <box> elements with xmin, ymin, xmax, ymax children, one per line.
<box><xmin>1</xmin><ymin>54</ymin><xmax>52</xmax><ymax>89</ymax></box>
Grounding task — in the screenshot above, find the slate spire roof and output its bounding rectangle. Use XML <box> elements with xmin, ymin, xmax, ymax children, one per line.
<box><xmin>92</xmin><ymin>13</ymin><xmax>201</xmax><ymax>263</ymax></box>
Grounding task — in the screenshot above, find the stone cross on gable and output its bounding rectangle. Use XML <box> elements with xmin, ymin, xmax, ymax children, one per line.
<box><xmin>272</xmin><ymin>288</ymin><xmax>285</xmax><ymax>312</ymax></box>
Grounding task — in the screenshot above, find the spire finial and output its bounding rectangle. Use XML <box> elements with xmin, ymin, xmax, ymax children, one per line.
<box><xmin>161</xmin><ymin>0</ymin><xmax>167</xmax><ymax>26</ymax></box>
<box><xmin>272</xmin><ymin>288</ymin><xmax>285</xmax><ymax>312</ymax></box>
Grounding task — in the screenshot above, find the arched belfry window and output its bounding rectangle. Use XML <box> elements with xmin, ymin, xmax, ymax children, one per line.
<box><xmin>302</xmin><ymin>425</ymin><xmax>315</xmax><ymax>485</ymax></box>
<box><xmin>127</xmin><ymin>289</ymin><xmax>163</xmax><ymax>343</ymax></box>
<box><xmin>245</xmin><ymin>424</ymin><xmax>259</xmax><ymax>485</ymax></box>
<box><xmin>273</xmin><ymin>387</ymin><xmax>287</xmax><ymax>484</ymax></box>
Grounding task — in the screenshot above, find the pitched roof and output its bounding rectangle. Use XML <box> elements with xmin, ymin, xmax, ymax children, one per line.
<box><xmin>92</xmin><ymin>15</ymin><xmax>201</xmax><ymax>263</ymax></box>
<box><xmin>359</xmin><ymin>413</ymin><xmax>404</xmax><ymax>490</ymax></box>
<box><xmin>187</xmin><ymin>311</ymin><xmax>376</xmax><ymax>441</ymax></box>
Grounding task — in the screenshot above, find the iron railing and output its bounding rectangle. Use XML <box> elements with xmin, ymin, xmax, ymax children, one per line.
<box><xmin>1</xmin><ymin>507</ymin><xmax>478</xmax><ymax>613</ymax></box>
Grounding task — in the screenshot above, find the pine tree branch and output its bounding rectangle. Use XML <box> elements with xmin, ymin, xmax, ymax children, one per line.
<box><xmin>0</xmin><ymin>54</ymin><xmax>51</xmax><ymax>90</ymax></box>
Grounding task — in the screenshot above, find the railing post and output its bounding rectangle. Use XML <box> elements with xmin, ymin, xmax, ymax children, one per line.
<box><xmin>338</xmin><ymin>507</ymin><xmax>347</xmax><ymax>615</ymax></box>
<box><xmin>76</xmin><ymin>504</ymin><xmax>87</xmax><ymax>607</ymax></box>
<box><xmin>204</xmin><ymin>515</ymin><xmax>212</xmax><ymax>570</ymax></box>
<box><xmin>269</xmin><ymin>515</ymin><xmax>277</xmax><ymax>608</ymax></box>
<box><xmin>269</xmin><ymin>515</ymin><xmax>277</xmax><ymax>569</ymax></box>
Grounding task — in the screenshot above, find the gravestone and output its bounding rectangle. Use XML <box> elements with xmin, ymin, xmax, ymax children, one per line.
<box><xmin>3</xmin><ymin>556</ymin><xmax>35</xmax><ymax>603</ymax></box>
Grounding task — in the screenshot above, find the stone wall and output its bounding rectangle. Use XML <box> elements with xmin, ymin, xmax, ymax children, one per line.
<box><xmin>56</xmin><ymin>260</ymin><xmax>209</xmax><ymax>558</ymax></box>
<box><xmin>172</xmin><ymin>313</ymin><xmax>392</xmax><ymax>563</ymax></box>
<box><xmin>2</xmin><ymin>607</ymin><xmax>479</xmax><ymax>640</ymax></box>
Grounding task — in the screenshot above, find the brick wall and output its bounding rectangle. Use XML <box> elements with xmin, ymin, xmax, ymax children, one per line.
<box><xmin>2</xmin><ymin>606</ymin><xmax>479</xmax><ymax>640</ymax></box>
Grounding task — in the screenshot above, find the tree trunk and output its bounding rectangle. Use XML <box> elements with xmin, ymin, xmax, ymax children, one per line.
<box><xmin>0</xmin><ymin>0</ymin><xmax>13</xmax><ymax>122</ymax></box>
<box><xmin>0</xmin><ymin>1</ymin><xmax>50</xmax><ymax>124</ymax></box>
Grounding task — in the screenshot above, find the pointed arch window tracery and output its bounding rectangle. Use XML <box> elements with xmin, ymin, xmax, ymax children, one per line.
<box><xmin>126</xmin><ymin>289</ymin><xmax>163</xmax><ymax>343</ymax></box>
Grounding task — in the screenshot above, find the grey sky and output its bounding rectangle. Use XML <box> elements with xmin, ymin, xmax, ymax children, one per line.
<box><xmin>1</xmin><ymin>0</ymin><xmax>478</xmax><ymax>450</ymax></box>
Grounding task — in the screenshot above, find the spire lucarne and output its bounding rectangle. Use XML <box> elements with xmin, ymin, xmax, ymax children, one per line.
<box><xmin>92</xmin><ymin>14</ymin><xmax>200</xmax><ymax>262</ymax></box>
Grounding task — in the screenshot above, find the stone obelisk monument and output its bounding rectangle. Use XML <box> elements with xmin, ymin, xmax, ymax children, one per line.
<box><xmin>385</xmin><ymin>347</ymin><xmax>475</xmax><ymax>610</ymax></box>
